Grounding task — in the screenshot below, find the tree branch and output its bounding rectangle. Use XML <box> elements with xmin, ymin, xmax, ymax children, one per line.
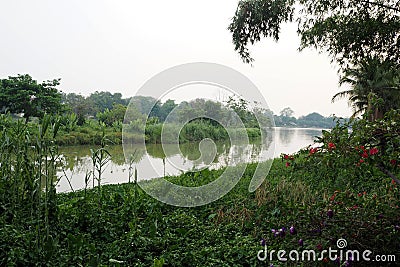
<box><xmin>359</xmin><ymin>0</ymin><xmax>400</xmax><ymax>13</ymax></box>
<box><xmin>376</xmin><ymin>164</ymin><xmax>400</xmax><ymax>185</ymax></box>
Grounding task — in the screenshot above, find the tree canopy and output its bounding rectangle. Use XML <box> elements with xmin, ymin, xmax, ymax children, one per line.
<box><xmin>229</xmin><ymin>0</ymin><xmax>400</xmax><ymax>67</ymax></box>
<box><xmin>332</xmin><ymin>57</ymin><xmax>400</xmax><ymax>119</ymax></box>
<box><xmin>0</xmin><ymin>74</ymin><xmax>62</xmax><ymax>122</ymax></box>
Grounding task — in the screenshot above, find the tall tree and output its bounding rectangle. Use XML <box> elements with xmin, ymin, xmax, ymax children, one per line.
<box><xmin>229</xmin><ymin>0</ymin><xmax>400</xmax><ymax>67</ymax></box>
<box><xmin>280</xmin><ymin>107</ymin><xmax>294</xmax><ymax>117</ymax></box>
<box><xmin>332</xmin><ymin>57</ymin><xmax>400</xmax><ymax>119</ymax></box>
<box><xmin>0</xmin><ymin>74</ymin><xmax>62</xmax><ymax>122</ymax></box>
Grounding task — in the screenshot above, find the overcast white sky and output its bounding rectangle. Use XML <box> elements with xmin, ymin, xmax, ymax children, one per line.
<box><xmin>0</xmin><ymin>0</ymin><xmax>352</xmax><ymax>117</ymax></box>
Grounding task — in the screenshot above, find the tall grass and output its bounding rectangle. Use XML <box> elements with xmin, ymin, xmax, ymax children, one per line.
<box><xmin>0</xmin><ymin>114</ymin><xmax>61</xmax><ymax>265</ymax></box>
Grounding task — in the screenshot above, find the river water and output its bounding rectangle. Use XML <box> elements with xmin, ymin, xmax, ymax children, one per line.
<box><xmin>56</xmin><ymin>127</ymin><xmax>324</xmax><ymax>192</ymax></box>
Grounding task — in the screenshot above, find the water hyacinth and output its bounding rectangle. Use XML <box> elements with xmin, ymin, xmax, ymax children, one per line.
<box><xmin>289</xmin><ymin>226</ymin><xmax>296</xmax><ymax>235</ymax></box>
<box><xmin>272</xmin><ymin>227</ymin><xmax>286</xmax><ymax>237</ymax></box>
<box><xmin>327</xmin><ymin>209</ymin><xmax>334</xmax><ymax>218</ymax></box>
<box><xmin>279</xmin><ymin>227</ymin><xmax>286</xmax><ymax>237</ymax></box>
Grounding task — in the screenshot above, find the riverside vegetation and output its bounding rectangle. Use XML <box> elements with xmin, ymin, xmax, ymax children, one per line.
<box><xmin>0</xmin><ymin>109</ymin><xmax>399</xmax><ymax>266</ymax></box>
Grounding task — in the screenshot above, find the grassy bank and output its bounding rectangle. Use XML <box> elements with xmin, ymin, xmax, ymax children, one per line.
<box><xmin>2</xmin><ymin>159</ymin><xmax>399</xmax><ymax>266</ymax></box>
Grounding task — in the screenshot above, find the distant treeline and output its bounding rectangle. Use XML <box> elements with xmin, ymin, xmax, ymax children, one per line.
<box><xmin>0</xmin><ymin>74</ymin><xmax>343</xmax><ymax>130</ymax></box>
<box><xmin>272</xmin><ymin>107</ymin><xmax>343</xmax><ymax>129</ymax></box>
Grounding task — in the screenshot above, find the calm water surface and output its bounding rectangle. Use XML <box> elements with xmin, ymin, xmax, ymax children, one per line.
<box><xmin>56</xmin><ymin>127</ymin><xmax>324</xmax><ymax>192</ymax></box>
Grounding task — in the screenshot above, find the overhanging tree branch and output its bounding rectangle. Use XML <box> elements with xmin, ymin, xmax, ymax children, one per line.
<box><xmin>359</xmin><ymin>0</ymin><xmax>400</xmax><ymax>13</ymax></box>
<box><xmin>376</xmin><ymin>164</ymin><xmax>400</xmax><ymax>185</ymax></box>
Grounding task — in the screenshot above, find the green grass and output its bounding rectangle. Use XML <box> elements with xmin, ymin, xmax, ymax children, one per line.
<box><xmin>2</xmin><ymin>158</ymin><xmax>399</xmax><ymax>266</ymax></box>
<box><xmin>1</xmin><ymin>114</ymin><xmax>399</xmax><ymax>266</ymax></box>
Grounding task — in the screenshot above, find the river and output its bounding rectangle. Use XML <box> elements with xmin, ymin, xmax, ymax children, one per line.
<box><xmin>56</xmin><ymin>127</ymin><xmax>325</xmax><ymax>192</ymax></box>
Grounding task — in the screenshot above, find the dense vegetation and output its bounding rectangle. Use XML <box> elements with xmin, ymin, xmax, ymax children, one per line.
<box><xmin>0</xmin><ymin>1</ymin><xmax>399</xmax><ymax>266</ymax></box>
<box><xmin>0</xmin><ymin>111</ymin><xmax>399</xmax><ymax>266</ymax></box>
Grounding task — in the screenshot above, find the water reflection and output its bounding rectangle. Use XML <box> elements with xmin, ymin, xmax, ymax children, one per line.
<box><xmin>56</xmin><ymin>127</ymin><xmax>324</xmax><ymax>193</ymax></box>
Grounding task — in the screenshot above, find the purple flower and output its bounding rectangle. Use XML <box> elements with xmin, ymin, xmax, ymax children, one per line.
<box><xmin>271</xmin><ymin>229</ymin><xmax>279</xmax><ymax>237</ymax></box>
<box><xmin>334</xmin><ymin>257</ymin><xmax>340</xmax><ymax>265</ymax></box>
<box><xmin>327</xmin><ymin>209</ymin><xmax>334</xmax><ymax>218</ymax></box>
<box><xmin>260</xmin><ymin>238</ymin><xmax>266</xmax><ymax>246</ymax></box>
<box><xmin>289</xmin><ymin>226</ymin><xmax>296</xmax><ymax>235</ymax></box>
<box><xmin>279</xmin><ymin>227</ymin><xmax>286</xmax><ymax>237</ymax></box>
<box><xmin>298</xmin><ymin>239</ymin><xmax>304</xmax><ymax>246</ymax></box>
<box><xmin>344</xmin><ymin>260</ymin><xmax>351</xmax><ymax>266</ymax></box>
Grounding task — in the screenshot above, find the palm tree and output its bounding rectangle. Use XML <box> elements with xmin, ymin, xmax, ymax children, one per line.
<box><xmin>332</xmin><ymin>57</ymin><xmax>400</xmax><ymax>120</ymax></box>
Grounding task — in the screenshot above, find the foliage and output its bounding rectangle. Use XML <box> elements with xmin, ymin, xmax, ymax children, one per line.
<box><xmin>86</xmin><ymin>91</ymin><xmax>128</xmax><ymax>115</ymax></box>
<box><xmin>96</xmin><ymin>104</ymin><xmax>127</xmax><ymax>126</ymax></box>
<box><xmin>0</xmin><ymin>114</ymin><xmax>61</xmax><ymax>265</ymax></box>
<box><xmin>1</xmin><ymin>113</ymin><xmax>399</xmax><ymax>266</ymax></box>
<box><xmin>0</xmin><ymin>74</ymin><xmax>63</xmax><ymax>122</ymax></box>
<box><xmin>332</xmin><ymin>57</ymin><xmax>400</xmax><ymax>119</ymax></box>
<box><xmin>229</xmin><ymin>0</ymin><xmax>400</xmax><ymax>67</ymax></box>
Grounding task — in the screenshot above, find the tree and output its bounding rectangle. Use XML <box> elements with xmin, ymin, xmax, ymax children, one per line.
<box><xmin>0</xmin><ymin>74</ymin><xmax>62</xmax><ymax>122</ymax></box>
<box><xmin>62</xmin><ymin>93</ymin><xmax>92</xmax><ymax>125</ymax></box>
<box><xmin>332</xmin><ymin>57</ymin><xmax>400</xmax><ymax>119</ymax></box>
<box><xmin>96</xmin><ymin>103</ymin><xmax>127</xmax><ymax>126</ymax></box>
<box><xmin>87</xmin><ymin>91</ymin><xmax>127</xmax><ymax>115</ymax></box>
<box><xmin>229</xmin><ymin>0</ymin><xmax>400</xmax><ymax>67</ymax></box>
<box><xmin>280</xmin><ymin>107</ymin><xmax>294</xmax><ymax>118</ymax></box>
<box><xmin>159</xmin><ymin>99</ymin><xmax>177</xmax><ymax>121</ymax></box>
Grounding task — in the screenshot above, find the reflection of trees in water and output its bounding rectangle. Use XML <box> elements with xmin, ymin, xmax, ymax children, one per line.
<box><xmin>302</xmin><ymin>129</ymin><xmax>323</xmax><ymax>143</ymax></box>
<box><xmin>278</xmin><ymin>128</ymin><xmax>296</xmax><ymax>144</ymax></box>
<box><xmin>180</xmin><ymin>142</ymin><xmax>228</xmax><ymax>162</ymax></box>
<box><xmin>59</xmin><ymin>136</ymin><xmax>275</xmax><ymax>173</ymax></box>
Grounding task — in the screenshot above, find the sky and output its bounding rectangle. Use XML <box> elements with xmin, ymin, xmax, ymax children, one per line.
<box><xmin>0</xmin><ymin>0</ymin><xmax>352</xmax><ymax>118</ymax></box>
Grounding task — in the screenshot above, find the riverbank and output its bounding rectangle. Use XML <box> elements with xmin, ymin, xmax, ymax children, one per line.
<box><xmin>2</xmin><ymin>159</ymin><xmax>399</xmax><ymax>266</ymax></box>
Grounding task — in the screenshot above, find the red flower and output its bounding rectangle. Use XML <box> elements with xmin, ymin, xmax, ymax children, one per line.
<box><xmin>284</xmin><ymin>154</ymin><xmax>289</xmax><ymax>160</ymax></box>
<box><xmin>390</xmin><ymin>159</ymin><xmax>397</xmax><ymax>166</ymax></box>
<box><xmin>358</xmin><ymin>193</ymin><xmax>362</xmax><ymax>197</ymax></box>
<box><xmin>360</xmin><ymin>146</ymin><xmax>365</xmax><ymax>150</ymax></box>
<box><xmin>328</xmin><ymin>143</ymin><xmax>336</xmax><ymax>149</ymax></box>
<box><xmin>309</xmin><ymin>147</ymin><xmax>318</xmax><ymax>155</ymax></box>
<box><xmin>359</xmin><ymin>159</ymin><xmax>364</xmax><ymax>163</ymax></box>
<box><xmin>361</xmin><ymin>152</ymin><xmax>369</xmax><ymax>158</ymax></box>
<box><xmin>286</xmin><ymin>162</ymin><xmax>291</xmax><ymax>167</ymax></box>
<box><xmin>369</xmin><ymin>147</ymin><xmax>379</xmax><ymax>155</ymax></box>
<box><xmin>363</xmin><ymin>191</ymin><xmax>367</xmax><ymax>195</ymax></box>
<box><xmin>392</xmin><ymin>179</ymin><xmax>397</xmax><ymax>185</ymax></box>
